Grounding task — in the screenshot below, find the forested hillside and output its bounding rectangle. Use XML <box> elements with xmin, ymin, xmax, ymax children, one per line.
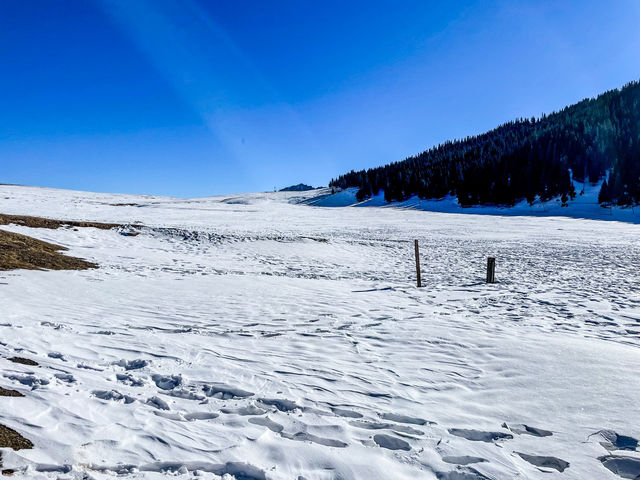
<box><xmin>330</xmin><ymin>80</ymin><xmax>640</xmax><ymax>206</ymax></box>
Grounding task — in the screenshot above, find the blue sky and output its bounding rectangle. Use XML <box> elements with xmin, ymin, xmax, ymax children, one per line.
<box><xmin>1</xmin><ymin>0</ymin><xmax>639</xmax><ymax>197</ymax></box>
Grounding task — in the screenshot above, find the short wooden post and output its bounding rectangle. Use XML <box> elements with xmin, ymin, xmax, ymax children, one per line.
<box><xmin>414</xmin><ymin>240</ymin><xmax>422</xmax><ymax>288</ymax></box>
<box><xmin>486</xmin><ymin>257</ymin><xmax>496</xmax><ymax>283</ymax></box>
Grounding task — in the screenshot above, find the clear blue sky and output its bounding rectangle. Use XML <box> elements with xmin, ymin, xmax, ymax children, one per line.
<box><xmin>1</xmin><ymin>1</ymin><xmax>639</xmax><ymax>197</ymax></box>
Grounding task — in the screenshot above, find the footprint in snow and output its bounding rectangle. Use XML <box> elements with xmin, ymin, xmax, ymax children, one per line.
<box><xmin>330</xmin><ymin>407</ymin><xmax>363</xmax><ymax>418</ymax></box>
<box><xmin>448</xmin><ymin>428</ymin><xmax>513</xmax><ymax>443</ymax></box>
<box><xmin>349</xmin><ymin>420</ymin><xmax>423</xmax><ymax>436</ymax></box>
<box><xmin>114</xmin><ymin>359</ymin><xmax>148</xmax><ymax>370</ymax></box>
<box><xmin>183</xmin><ymin>412</ymin><xmax>219</xmax><ymax>421</ymax></box>
<box><xmin>442</xmin><ymin>456</ymin><xmax>487</xmax><ymax>465</ymax></box>
<box><xmin>516</xmin><ymin>452</ymin><xmax>569</xmax><ymax>472</ymax></box>
<box><xmin>151</xmin><ymin>374</ymin><xmax>182</xmax><ymax>390</ymax></box>
<box><xmin>590</xmin><ymin>429</ymin><xmax>638</xmax><ymax>451</ymax></box>
<box><xmin>154</xmin><ymin>411</ymin><xmax>219</xmax><ymax>421</ymax></box>
<box><xmin>54</xmin><ymin>373</ymin><xmax>76</xmax><ymax>384</ymax></box>
<box><xmin>77</xmin><ymin>363</ymin><xmax>103</xmax><ymax>372</ymax></box>
<box><xmin>248</xmin><ymin>416</ymin><xmax>284</xmax><ymax>433</ymax></box>
<box><xmin>599</xmin><ymin>455</ymin><xmax>640</xmax><ymax>479</ymax></box>
<box><xmin>166</xmin><ymin>389</ymin><xmax>206</xmax><ymax>401</ymax></box>
<box><xmin>5</xmin><ymin>374</ymin><xmax>49</xmax><ymax>389</ymax></box>
<box><xmin>146</xmin><ymin>396</ymin><xmax>170</xmax><ymax>410</ymax></box>
<box><xmin>380</xmin><ymin>412</ymin><xmax>433</xmax><ymax>426</ymax></box>
<box><xmin>435</xmin><ymin>468</ymin><xmax>491</xmax><ymax>480</ymax></box>
<box><xmin>92</xmin><ymin>390</ymin><xmax>135</xmax><ymax>404</ymax></box>
<box><xmin>502</xmin><ymin>422</ymin><xmax>552</xmax><ymax>437</ymax></box>
<box><xmin>258</xmin><ymin>398</ymin><xmax>300</xmax><ymax>412</ymax></box>
<box><xmin>284</xmin><ymin>432</ymin><xmax>348</xmax><ymax>448</ymax></box>
<box><xmin>221</xmin><ymin>405</ymin><xmax>267</xmax><ymax>416</ymax></box>
<box><xmin>203</xmin><ymin>383</ymin><xmax>253</xmax><ymax>400</ymax></box>
<box><xmin>40</xmin><ymin>321</ymin><xmax>65</xmax><ymax>330</ymax></box>
<box><xmin>116</xmin><ymin>373</ymin><xmax>145</xmax><ymax>387</ymax></box>
<box><xmin>373</xmin><ymin>433</ymin><xmax>411</xmax><ymax>451</ymax></box>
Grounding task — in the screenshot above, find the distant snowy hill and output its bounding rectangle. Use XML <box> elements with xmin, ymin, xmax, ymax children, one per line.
<box><xmin>279</xmin><ymin>183</ymin><xmax>316</xmax><ymax>192</ymax></box>
<box><xmin>298</xmin><ymin>181</ymin><xmax>640</xmax><ymax>223</ymax></box>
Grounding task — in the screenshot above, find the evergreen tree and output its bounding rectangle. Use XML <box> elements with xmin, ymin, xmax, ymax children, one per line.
<box><xmin>598</xmin><ymin>179</ymin><xmax>610</xmax><ymax>204</ymax></box>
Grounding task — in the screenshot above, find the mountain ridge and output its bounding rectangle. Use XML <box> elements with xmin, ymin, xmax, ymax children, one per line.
<box><xmin>330</xmin><ymin>79</ymin><xmax>640</xmax><ymax>207</ymax></box>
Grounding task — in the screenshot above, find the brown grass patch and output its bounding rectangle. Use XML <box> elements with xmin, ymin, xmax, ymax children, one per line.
<box><xmin>7</xmin><ymin>357</ymin><xmax>38</xmax><ymax>367</ymax></box>
<box><xmin>0</xmin><ymin>229</ymin><xmax>97</xmax><ymax>271</ymax></box>
<box><xmin>0</xmin><ymin>213</ymin><xmax>119</xmax><ymax>230</ymax></box>
<box><xmin>0</xmin><ymin>424</ymin><xmax>33</xmax><ymax>450</ymax></box>
<box><xmin>0</xmin><ymin>388</ymin><xmax>23</xmax><ymax>398</ymax></box>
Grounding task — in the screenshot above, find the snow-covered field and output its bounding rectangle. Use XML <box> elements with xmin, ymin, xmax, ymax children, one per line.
<box><xmin>1</xmin><ymin>185</ymin><xmax>639</xmax><ymax>479</ymax></box>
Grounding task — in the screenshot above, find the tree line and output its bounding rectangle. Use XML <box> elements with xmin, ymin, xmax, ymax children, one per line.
<box><xmin>329</xmin><ymin>80</ymin><xmax>640</xmax><ymax>207</ymax></box>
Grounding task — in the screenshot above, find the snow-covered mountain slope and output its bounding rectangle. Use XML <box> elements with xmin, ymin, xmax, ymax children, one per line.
<box><xmin>302</xmin><ymin>182</ymin><xmax>640</xmax><ymax>224</ymax></box>
<box><xmin>0</xmin><ymin>185</ymin><xmax>639</xmax><ymax>479</ymax></box>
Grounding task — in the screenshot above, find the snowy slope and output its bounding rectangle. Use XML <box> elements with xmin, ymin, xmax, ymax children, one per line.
<box><xmin>0</xmin><ymin>185</ymin><xmax>639</xmax><ymax>479</ymax></box>
<box><xmin>303</xmin><ymin>182</ymin><xmax>640</xmax><ymax>224</ymax></box>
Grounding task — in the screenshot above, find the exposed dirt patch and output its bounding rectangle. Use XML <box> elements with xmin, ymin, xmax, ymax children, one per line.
<box><xmin>0</xmin><ymin>387</ymin><xmax>23</xmax><ymax>397</ymax></box>
<box><xmin>0</xmin><ymin>213</ymin><xmax>120</xmax><ymax>230</ymax></box>
<box><xmin>0</xmin><ymin>229</ymin><xmax>97</xmax><ymax>271</ymax></box>
<box><xmin>0</xmin><ymin>424</ymin><xmax>33</xmax><ymax>450</ymax></box>
<box><xmin>7</xmin><ymin>357</ymin><xmax>38</xmax><ymax>367</ymax></box>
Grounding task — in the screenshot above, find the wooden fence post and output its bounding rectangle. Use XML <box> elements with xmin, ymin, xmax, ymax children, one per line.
<box><xmin>414</xmin><ymin>240</ymin><xmax>422</xmax><ymax>288</ymax></box>
<box><xmin>486</xmin><ymin>257</ymin><xmax>496</xmax><ymax>283</ymax></box>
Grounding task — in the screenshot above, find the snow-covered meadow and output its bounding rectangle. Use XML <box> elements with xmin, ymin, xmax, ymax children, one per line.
<box><xmin>1</xmin><ymin>185</ymin><xmax>639</xmax><ymax>479</ymax></box>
